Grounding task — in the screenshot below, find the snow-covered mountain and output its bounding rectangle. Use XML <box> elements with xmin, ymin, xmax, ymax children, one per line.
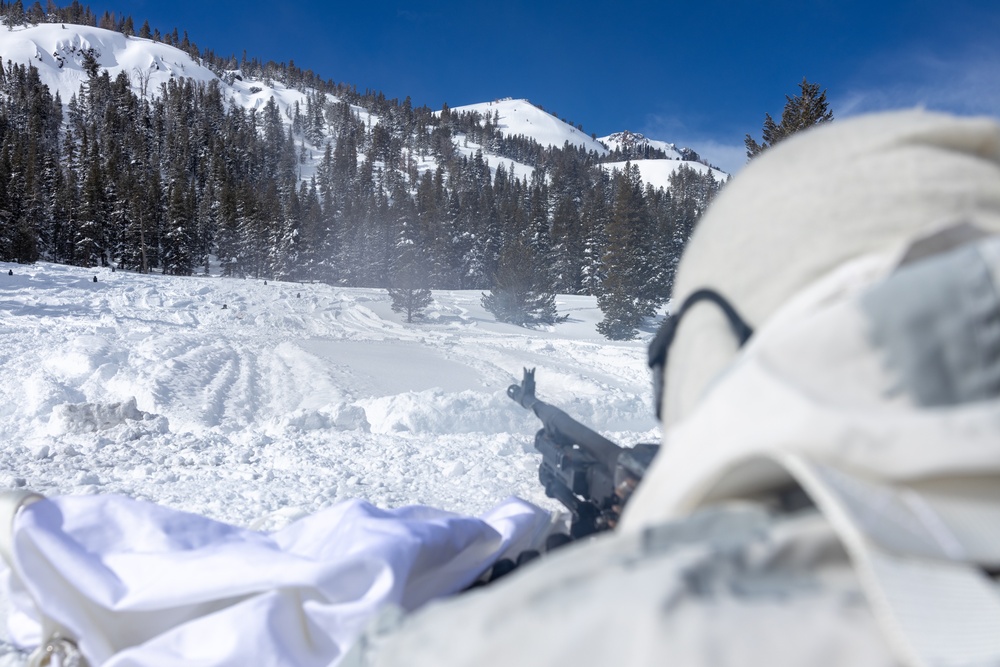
<box><xmin>0</xmin><ymin>23</ymin><xmax>310</xmax><ymax>114</ymax></box>
<box><xmin>0</xmin><ymin>23</ymin><xmax>727</xmax><ymax>188</ymax></box>
<box><xmin>446</xmin><ymin>98</ymin><xmax>609</xmax><ymax>154</ymax></box>
<box><xmin>598</xmin><ymin>131</ymin><xmax>728</xmax><ymax>184</ymax></box>
<box><xmin>599</xmin><ymin>130</ymin><xmax>684</xmax><ymax>160</ymax></box>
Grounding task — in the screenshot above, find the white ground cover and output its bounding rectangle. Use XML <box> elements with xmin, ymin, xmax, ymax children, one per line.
<box><xmin>0</xmin><ymin>261</ymin><xmax>660</xmax><ymax>531</ymax></box>
<box><xmin>0</xmin><ymin>260</ymin><xmax>660</xmax><ymax>662</ymax></box>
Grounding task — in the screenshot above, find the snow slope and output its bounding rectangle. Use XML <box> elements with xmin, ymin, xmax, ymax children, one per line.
<box><xmin>0</xmin><ymin>25</ymin><xmax>729</xmax><ymax>189</ymax></box>
<box><xmin>446</xmin><ymin>98</ymin><xmax>609</xmax><ymax>154</ymax></box>
<box><xmin>0</xmin><ymin>262</ymin><xmax>660</xmax><ymax>663</ymax></box>
<box><xmin>598</xmin><ymin>131</ymin><xmax>729</xmax><ymax>187</ymax></box>
<box><xmin>444</xmin><ymin>100</ymin><xmax>730</xmax><ymax>188</ymax></box>
<box><xmin>0</xmin><ymin>23</ymin><xmax>308</xmax><ymax>112</ymax></box>
<box><xmin>599</xmin><ymin>130</ymin><xmax>685</xmax><ymax>160</ymax></box>
<box><xmin>0</xmin><ymin>23</ymin><xmax>210</xmax><ymax>99</ymax></box>
<box><xmin>601</xmin><ymin>158</ymin><xmax>728</xmax><ymax>185</ymax></box>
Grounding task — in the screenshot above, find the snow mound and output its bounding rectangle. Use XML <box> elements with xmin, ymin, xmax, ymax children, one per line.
<box><xmin>273</xmin><ymin>404</ymin><xmax>370</xmax><ymax>434</ymax></box>
<box><xmin>359</xmin><ymin>390</ymin><xmax>526</xmax><ymax>435</ymax></box>
<box><xmin>47</xmin><ymin>397</ymin><xmax>167</xmax><ymax>436</ymax></box>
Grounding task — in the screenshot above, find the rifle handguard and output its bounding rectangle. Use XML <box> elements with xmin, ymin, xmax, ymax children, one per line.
<box><xmin>508</xmin><ymin>368</ymin><xmax>659</xmax><ymax>537</ymax></box>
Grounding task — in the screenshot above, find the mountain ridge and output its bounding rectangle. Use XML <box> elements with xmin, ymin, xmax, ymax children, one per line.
<box><xmin>0</xmin><ymin>22</ymin><xmax>727</xmax><ymax>186</ymax></box>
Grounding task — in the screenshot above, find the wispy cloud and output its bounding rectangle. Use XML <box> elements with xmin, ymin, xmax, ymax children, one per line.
<box><xmin>685</xmin><ymin>139</ymin><xmax>747</xmax><ymax>176</ymax></box>
<box><xmin>642</xmin><ymin>114</ymin><xmax>747</xmax><ymax>175</ymax></box>
<box><xmin>396</xmin><ymin>9</ymin><xmax>424</xmax><ymax>23</ymax></box>
<box><xmin>837</xmin><ymin>40</ymin><xmax>1000</xmax><ymax>119</ymax></box>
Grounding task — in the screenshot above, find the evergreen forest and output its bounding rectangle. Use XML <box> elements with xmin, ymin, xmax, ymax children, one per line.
<box><xmin>0</xmin><ymin>1</ymin><xmax>724</xmax><ymax>338</ymax></box>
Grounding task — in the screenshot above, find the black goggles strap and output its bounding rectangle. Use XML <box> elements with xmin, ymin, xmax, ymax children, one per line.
<box><xmin>648</xmin><ymin>288</ymin><xmax>754</xmax><ymax>420</ymax></box>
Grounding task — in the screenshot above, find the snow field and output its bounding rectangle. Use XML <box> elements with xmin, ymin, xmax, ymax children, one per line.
<box><xmin>0</xmin><ymin>262</ymin><xmax>661</xmax><ymax>529</ymax></box>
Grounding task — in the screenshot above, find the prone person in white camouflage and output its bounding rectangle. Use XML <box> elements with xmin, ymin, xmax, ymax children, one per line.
<box><xmin>347</xmin><ymin>109</ymin><xmax>1000</xmax><ymax>667</ymax></box>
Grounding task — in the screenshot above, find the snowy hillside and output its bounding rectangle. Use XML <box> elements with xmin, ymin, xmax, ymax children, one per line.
<box><xmin>599</xmin><ymin>130</ymin><xmax>685</xmax><ymax>159</ymax></box>
<box><xmin>0</xmin><ymin>262</ymin><xmax>660</xmax><ymax>531</ymax></box>
<box><xmin>0</xmin><ymin>24</ymin><xmax>727</xmax><ymax>190</ymax></box>
<box><xmin>0</xmin><ymin>23</ymin><xmax>310</xmax><ymax>113</ymax></box>
<box><xmin>443</xmin><ymin>100</ymin><xmax>729</xmax><ymax>188</ymax></box>
<box><xmin>598</xmin><ymin>130</ymin><xmax>729</xmax><ymax>187</ymax></box>
<box><xmin>446</xmin><ymin>98</ymin><xmax>609</xmax><ymax>154</ymax></box>
<box><xmin>602</xmin><ymin>158</ymin><xmax>728</xmax><ymax>184</ymax></box>
<box><xmin>0</xmin><ymin>26</ymin><xmax>606</xmax><ymax>164</ymax></box>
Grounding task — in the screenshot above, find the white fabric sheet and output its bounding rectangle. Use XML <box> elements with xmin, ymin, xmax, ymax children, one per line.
<box><xmin>3</xmin><ymin>494</ymin><xmax>552</xmax><ymax>666</ymax></box>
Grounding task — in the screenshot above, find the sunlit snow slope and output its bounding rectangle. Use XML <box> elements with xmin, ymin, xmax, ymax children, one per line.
<box><xmin>446</xmin><ymin>98</ymin><xmax>609</xmax><ymax>154</ymax></box>
<box><xmin>0</xmin><ymin>262</ymin><xmax>660</xmax><ymax>530</ymax></box>
<box><xmin>0</xmin><ymin>23</ymin><xmax>314</xmax><ymax>114</ymax></box>
<box><xmin>602</xmin><ymin>158</ymin><xmax>728</xmax><ymax>184</ymax></box>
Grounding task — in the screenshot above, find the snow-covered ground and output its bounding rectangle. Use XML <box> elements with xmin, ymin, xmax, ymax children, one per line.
<box><xmin>0</xmin><ymin>260</ymin><xmax>660</xmax><ymax>661</ymax></box>
<box><xmin>0</xmin><ymin>262</ymin><xmax>661</xmax><ymax>531</ymax></box>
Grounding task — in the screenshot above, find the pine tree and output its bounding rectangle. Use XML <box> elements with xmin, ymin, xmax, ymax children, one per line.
<box><xmin>75</xmin><ymin>133</ymin><xmax>106</xmax><ymax>266</ymax></box>
<box><xmin>745</xmin><ymin>78</ymin><xmax>833</xmax><ymax>159</ymax></box>
<box><xmin>387</xmin><ymin>218</ymin><xmax>433</xmax><ymax>323</ymax></box>
<box><xmin>482</xmin><ymin>238</ymin><xmax>564</xmax><ymax>327</ymax></box>
<box><xmin>161</xmin><ymin>178</ymin><xmax>195</xmax><ymax>275</ymax></box>
<box><xmin>595</xmin><ymin>163</ymin><xmax>656</xmax><ymax>340</ymax></box>
<box><xmin>80</xmin><ymin>47</ymin><xmax>101</xmax><ymax>79</ymax></box>
<box><xmin>595</xmin><ymin>276</ymin><xmax>644</xmax><ymax>340</ymax></box>
<box><xmin>579</xmin><ymin>176</ymin><xmax>610</xmax><ymax>295</ymax></box>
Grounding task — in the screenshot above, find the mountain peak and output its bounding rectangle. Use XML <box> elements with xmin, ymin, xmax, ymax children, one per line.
<box><xmin>603</xmin><ymin>130</ymin><xmax>649</xmax><ymax>148</ymax></box>
<box><xmin>599</xmin><ymin>130</ymin><xmax>684</xmax><ymax>160</ymax></box>
<box><xmin>445</xmin><ymin>98</ymin><xmax>608</xmax><ymax>154</ymax></box>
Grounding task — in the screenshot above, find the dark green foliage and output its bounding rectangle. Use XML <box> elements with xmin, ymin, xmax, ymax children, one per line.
<box><xmin>80</xmin><ymin>47</ymin><xmax>100</xmax><ymax>79</ymax></box>
<box><xmin>595</xmin><ymin>283</ymin><xmax>644</xmax><ymax>340</ymax></box>
<box><xmin>0</xmin><ymin>2</ymin><xmax>720</xmax><ymax>341</ymax></box>
<box><xmin>595</xmin><ymin>162</ymin><xmax>722</xmax><ymax>339</ymax></box>
<box><xmin>482</xmin><ymin>239</ymin><xmax>565</xmax><ymax>327</ymax></box>
<box><xmin>745</xmin><ymin>78</ymin><xmax>833</xmax><ymax>159</ymax></box>
<box><xmin>388</xmin><ymin>220</ymin><xmax>433</xmax><ymax>323</ymax></box>
<box><xmin>594</xmin><ymin>163</ymin><xmax>655</xmax><ymax>339</ymax></box>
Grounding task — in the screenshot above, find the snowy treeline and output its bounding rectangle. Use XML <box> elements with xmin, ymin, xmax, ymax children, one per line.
<box><xmin>0</xmin><ymin>2</ymin><xmax>723</xmax><ymax>338</ymax></box>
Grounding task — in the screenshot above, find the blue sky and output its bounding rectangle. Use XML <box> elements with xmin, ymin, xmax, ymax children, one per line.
<box><xmin>98</xmin><ymin>1</ymin><xmax>1000</xmax><ymax>174</ymax></box>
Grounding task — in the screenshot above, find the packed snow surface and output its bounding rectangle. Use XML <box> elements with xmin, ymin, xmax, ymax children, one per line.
<box><xmin>0</xmin><ymin>262</ymin><xmax>660</xmax><ymax>531</ymax></box>
<box><xmin>0</xmin><ymin>264</ymin><xmax>659</xmax><ymax>664</ymax></box>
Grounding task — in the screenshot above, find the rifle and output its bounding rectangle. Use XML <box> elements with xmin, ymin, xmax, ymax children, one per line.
<box><xmin>507</xmin><ymin>368</ymin><xmax>659</xmax><ymax>539</ymax></box>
